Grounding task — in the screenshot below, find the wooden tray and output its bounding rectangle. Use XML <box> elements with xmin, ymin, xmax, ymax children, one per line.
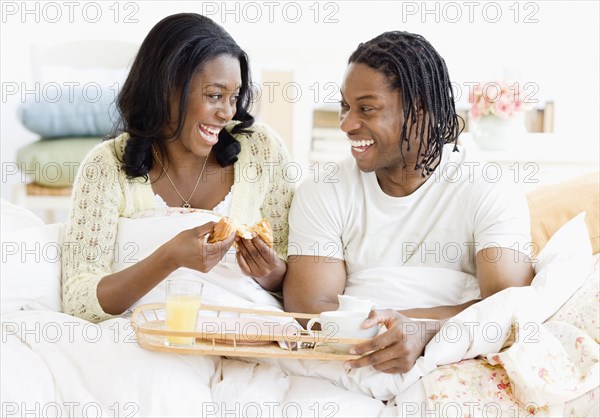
<box><xmin>131</xmin><ymin>303</ymin><xmax>370</xmax><ymax>361</ymax></box>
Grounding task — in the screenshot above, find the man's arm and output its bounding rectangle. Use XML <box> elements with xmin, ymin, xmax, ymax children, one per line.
<box><xmin>283</xmin><ymin>255</ymin><xmax>346</xmax><ymax>326</ymax></box>
<box><xmin>398</xmin><ymin>247</ymin><xmax>535</xmax><ymax>319</ymax></box>
<box><xmin>398</xmin><ymin>300</ymin><xmax>479</xmax><ymax>320</ymax></box>
<box><xmin>347</xmin><ymin>247</ymin><xmax>535</xmax><ymax>373</ymax></box>
<box><xmin>476</xmin><ymin>247</ymin><xmax>535</xmax><ymax>297</ymax></box>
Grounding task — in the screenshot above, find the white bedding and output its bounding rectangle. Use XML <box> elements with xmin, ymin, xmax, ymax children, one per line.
<box><xmin>1</xmin><ymin>311</ymin><xmax>394</xmax><ymax>417</ymax></box>
<box><xmin>1</xmin><ymin>201</ymin><xmax>598</xmax><ymax>417</ymax></box>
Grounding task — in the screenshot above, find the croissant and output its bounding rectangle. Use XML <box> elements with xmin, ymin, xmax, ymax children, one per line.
<box><xmin>248</xmin><ymin>218</ymin><xmax>274</xmax><ymax>248</ymax></box>
<box><xmin>207</xmin><ymin>217</ymin><xmax>235</xmax><ymax>243</ymax></box>
<box><xmin>207</xmin><ymin>217</ymin><xmax>273</xmax><ymax>249</ymax></box>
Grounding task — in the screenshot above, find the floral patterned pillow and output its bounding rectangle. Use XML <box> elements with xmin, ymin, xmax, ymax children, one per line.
<box><xmin>548</xmin><ymin>256</ymin><xmax>599</xmax><ymax>343</ymax></box>
<box><xmin>421</xmin><ymin>232</ymin><xmax>599</xmax><ymax>417</ymax></box>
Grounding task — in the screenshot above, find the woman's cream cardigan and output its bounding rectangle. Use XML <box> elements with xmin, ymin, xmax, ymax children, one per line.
<box><xmin>61</xmin><ymin>123</ymin><xmax>294</xmax><ymax>322</ymax></box>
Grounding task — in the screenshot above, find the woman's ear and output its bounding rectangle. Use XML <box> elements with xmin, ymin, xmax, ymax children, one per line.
<box><xmin>163</xmin><ymin>89</ymin><xmax>183</xmax><ymax>139</ymax></box>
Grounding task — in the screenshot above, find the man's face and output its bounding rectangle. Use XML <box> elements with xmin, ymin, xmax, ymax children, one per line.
<box><xmin>339</xmin><ymin>63</ymin><xmax>421</xmax><ymax>173</ymax></box>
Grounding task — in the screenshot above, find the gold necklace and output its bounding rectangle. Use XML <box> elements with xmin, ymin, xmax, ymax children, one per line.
<box><xmin>152</xmin><ymin>147</ymin><xmax>209</xmax><ymax>209</ymax></box>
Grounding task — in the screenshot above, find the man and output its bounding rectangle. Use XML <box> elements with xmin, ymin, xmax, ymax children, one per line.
<box><xmin>283</xmin><ymin>31</ymin><xmax>534</xmax><ymax>374</ymax></box>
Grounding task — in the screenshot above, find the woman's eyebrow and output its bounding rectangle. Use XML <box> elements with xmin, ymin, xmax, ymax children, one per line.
<box><xmin>204</xmin><ymin>82</ymin><xmax>241</xmax><ymax>92</ymax></box>
<box><xmin>204</xmin><ymin>82</ymin><xmax>226</xmax><ymax>88</ymax></box>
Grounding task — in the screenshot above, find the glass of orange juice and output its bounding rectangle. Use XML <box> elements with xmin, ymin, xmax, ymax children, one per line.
<box><xmin>165</xmin><ymin>279</ymin><xmax>203</xmax><ymax>347</ymax></box>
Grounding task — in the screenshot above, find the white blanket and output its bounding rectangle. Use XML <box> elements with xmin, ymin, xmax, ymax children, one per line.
<box><xmin>1</xmin><ymin>310</ymin><xmax>395</xmax><ymax>417</ymax></box>
<box><xmin>115</xmin><ymin>211</ymin><xmax>283</xmax><ymax>311</ymax></box>
<box><xmin>2</xmin><ymin>211</ymin><xmax>598</xmax><ymax>417</ymax></box>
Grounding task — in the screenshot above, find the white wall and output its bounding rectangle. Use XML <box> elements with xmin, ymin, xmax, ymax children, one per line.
<box><xmin>2</xmin><ymin>1</ymin><xmax>599</xmax><ymax>202</ymax></box>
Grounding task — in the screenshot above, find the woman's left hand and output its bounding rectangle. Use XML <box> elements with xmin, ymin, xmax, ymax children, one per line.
<box><xmin>236</xmin><ymin>235</ymin><xmax>286</xmax><ymax>291</ymax></box>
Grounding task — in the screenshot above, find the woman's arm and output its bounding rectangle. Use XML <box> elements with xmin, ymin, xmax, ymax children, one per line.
<box><xmin>62</xmin><ymin>143</ymin><xmax>234</xmax><ymax>322</ymax></box>
<box><xmin>259</xmin><ymin>124</ymin><xmax>295</xmax><ymax>261</ymax></box>
<box><xmin>97</xmin><ymin>224</ymin><xmax>234</xmax><ymax>314</ymax></box>
<box><xmin>62</xmin><ymin>145</ymin><xmax>124</xmax><ymax>322</ymax></box>
<box><xmin>236</xmin><ymin>124</ymin><xmax>295</xmax><ymax>291</ymax></box>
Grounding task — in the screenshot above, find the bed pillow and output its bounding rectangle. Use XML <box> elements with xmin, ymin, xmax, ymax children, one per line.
<box><xmin>0</xmin><ymin>223</ymin><xmax>63</xmax><ymax>313</ymax></box>
<box><xmin>527</xmin><ymin>173</ymin><xmax>599</xmax><ymax>256</ymax></box>
<box><xmin>528</xmin><ymin>212</ymin><xmax>593</xmax><ymax>320</ymax></box>
<box><xmin>0</xmin><ymin>198</ymin><xmax>44</xmax><ymax>232</ymax></box>
<box><xmin>18</xmin><ymin>84</ymin><xmax>119</xmax><ymax>138</ymax></box>
<box><xmin>16</xmin><ymin>137</ymin><xmax>102</xmax><ymax>187</ymax></box>
<box><xmin>534</xmin><ymin>212</ymin><xmax>593</xmax><ymax>273</ymax></box>
<box><xmin>113</xmin><ymin>210</ymin><xmax>283</xmax><ymax>310</ymax></box>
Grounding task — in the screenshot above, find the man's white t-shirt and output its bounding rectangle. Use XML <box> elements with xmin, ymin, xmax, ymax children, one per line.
<box><xmin>288</xmin><ymin>144</ymin><xmax>532</xmax><ymax>309</ymax></box>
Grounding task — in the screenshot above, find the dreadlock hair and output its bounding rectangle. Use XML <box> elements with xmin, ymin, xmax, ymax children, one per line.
<box><xmin>348</xmin><ymin>31</ymin><xmax>463</xmax><ymax>176</ymax></box>
<box><xmin>113</xmin><ymin>13</ymin><xmax>255</xmax><ymax>179</ymax></box>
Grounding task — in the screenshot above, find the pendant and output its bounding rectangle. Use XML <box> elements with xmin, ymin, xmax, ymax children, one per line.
<box><xmin>182</xmin><ymin>203</ymin><xmax>191</xmax><ymax>209</ymax></box>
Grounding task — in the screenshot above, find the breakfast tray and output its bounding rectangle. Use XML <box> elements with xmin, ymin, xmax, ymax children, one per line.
<box><xmin>131</xmin><ymin>303</ymin><xmax>368</xmax><ymax>361</ymax></box>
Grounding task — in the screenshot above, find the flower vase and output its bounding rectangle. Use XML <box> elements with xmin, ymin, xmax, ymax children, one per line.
<box><xmin>470</xmin><ymin>114</ymin><xmax>526</xmax><ymax>150</ymax></box>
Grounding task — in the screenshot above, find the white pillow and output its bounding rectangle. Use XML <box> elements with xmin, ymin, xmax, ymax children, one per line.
<box><xmin>534</xmin><ymin>211</ymin><xmax>593</xmax><ymax>273</ymax></box>
<box><xmin>0</xmin><ymin>198</ymin><xmax>44</xmax><ymax>232</ymax></box>
<box><xmin>0</xmin><ymin>223</ymin><xmax>63</xmax><ymax>313</ymax></box>
<box><xmin>113</xmin><ymin>211</ymin><xmax>282</xmax><ymax>310</ymax></box>
<box><xmin>528</xmin><ymin>211</ymin><xmax>593</xmax><ymax>322</ymax></box>
<box><xmin>112</xmin><ymin>210</ymin><xmax>221</xmax><ymax>273</ymax></box>
<box><xmin>422</xmin><ymin>213</ymin><xmax>593</xmax><ymax>360</ymax></box>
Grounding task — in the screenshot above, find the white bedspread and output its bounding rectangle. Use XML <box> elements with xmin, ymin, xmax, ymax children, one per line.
<box><xmin>2</xmin><ymin>212</ymin><xmax>598</xmax><ymax>417</ymax></box>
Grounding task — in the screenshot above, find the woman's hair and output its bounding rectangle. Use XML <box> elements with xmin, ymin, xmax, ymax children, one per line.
<box><xmin>114</xmin><ymin>13</ymin><xmax>255</xmax><ymax>178</ymax></box>
<box><xmin>348</xmin><ymin>31</ymin><xmax>463</xmax><ymax>175</ymax></box>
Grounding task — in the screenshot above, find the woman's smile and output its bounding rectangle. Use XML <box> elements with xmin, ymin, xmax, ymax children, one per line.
<box><xmin>198</xmin><ymin>123</ymin><xmax>222</xmax><ymax>145</ymax></box>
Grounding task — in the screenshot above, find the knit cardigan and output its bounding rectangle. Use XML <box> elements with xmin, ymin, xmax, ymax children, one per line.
<box><xmin>61</xmin><ymin>123</ymin><xmax>294</xmax><ymax>323</ymax></box>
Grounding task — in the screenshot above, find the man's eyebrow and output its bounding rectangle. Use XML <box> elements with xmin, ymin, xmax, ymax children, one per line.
<box><xmin>356</xmin><ymin>94</ymin><xmax>380</xmax><ymax>101</ymax></box>
<box><xmin>339</xmin><ymin>91</ymin><xmax>380</xmax><ymax>101</ymax></box>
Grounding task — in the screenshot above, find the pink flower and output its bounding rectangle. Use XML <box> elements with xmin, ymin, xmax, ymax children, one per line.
<box><xmin>497</xmin><ymin>381</ymin><xmax>510</xmax><ymax>391</ymax></box>
<box><xmin>468</xmin><ymin>80</ymin><xmax>527</xmax><ymax>120</ymax></box>
<box><xmin>538</xmin><ymin>368</ymin><xmax>549</xmax><ymax>382</ymax></box>
<box><xmin>513</xmin><ymin>100</ymin><xmax>523</xmax><ymax>112</ymax></box>
<box><xmin>493</xmin><ymin>100</ymin><xmax>513</xmax><ymax>119</ymax></box>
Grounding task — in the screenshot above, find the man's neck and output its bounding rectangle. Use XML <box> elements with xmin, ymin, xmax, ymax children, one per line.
<box><xmin>375</xmin><ymin>166</ymin><xmax>432</xmax><ymax>197</ymax></box>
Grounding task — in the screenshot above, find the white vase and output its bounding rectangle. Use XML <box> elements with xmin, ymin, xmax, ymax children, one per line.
<box><xmin>470</xmin><ymin>114</ymin><xmax>526</xmax><ymax>150</ymax></box>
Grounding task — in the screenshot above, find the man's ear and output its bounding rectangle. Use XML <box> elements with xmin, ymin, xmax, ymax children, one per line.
<box><xmin>415</xmin><ymin>103</ymin><xmax>432</xmax><ymax>127</ymax></box>
<box><xmin>414</xmin><ymin>98</ymin><xmax>427</xmax><ymax>118</ymax></box>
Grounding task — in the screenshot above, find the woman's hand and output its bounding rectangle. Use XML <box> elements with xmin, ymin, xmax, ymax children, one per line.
<box><xmin>344</xmin><ymin>310</ymin><xmax>440</xmax><ymax>374</ymax></box>
<box><xmin>236</xmin><ymin>234</ymin><xmax>286</xmax><ymax>291</ymax></box>
<box><xmin>163</xmin><ymin>222</ymin><xmax>235</xmax><ymax>273</ymax></box>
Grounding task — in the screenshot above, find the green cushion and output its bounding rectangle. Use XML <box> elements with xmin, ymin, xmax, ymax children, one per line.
<box><xmin>16</xmin><ymin>137</ymin><xmax>103</xmax><ymax>187</ymax></box>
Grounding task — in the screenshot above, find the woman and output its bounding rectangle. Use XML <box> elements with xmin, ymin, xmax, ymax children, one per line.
<box><xmin>62</xmin><ymin>13</ymin><xmax>293</xmax><ymax>323</ymax></box>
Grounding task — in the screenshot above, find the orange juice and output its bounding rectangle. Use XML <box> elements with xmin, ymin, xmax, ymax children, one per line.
<box><xmin>165</xmin><ymin>295</ymin><xmax>201</xmax><ymax>346</ymax></box>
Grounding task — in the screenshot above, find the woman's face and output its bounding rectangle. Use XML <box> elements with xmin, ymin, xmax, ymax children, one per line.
<box><xmin>339</xmin><ymin>63</ymin><xmax>421</xmax><ymax>173</ymax></box>
<box><xmin>171</xmin><ymin>54</ymin><xmax>242</xmax><ymax>157</ymax></box>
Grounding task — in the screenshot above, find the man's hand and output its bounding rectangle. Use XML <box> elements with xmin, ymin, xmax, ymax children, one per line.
<box><xmin>344</xmin><ymin>309</ymin><xmax>440</xmax><ymax>374</ymax></box>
